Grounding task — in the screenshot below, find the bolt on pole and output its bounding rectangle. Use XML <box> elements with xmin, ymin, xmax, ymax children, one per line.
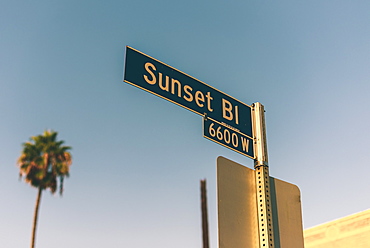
<box><xmin>253</xmin><ymin>102</ymin><xmax>275</xmax><ymax>248</ymax></box>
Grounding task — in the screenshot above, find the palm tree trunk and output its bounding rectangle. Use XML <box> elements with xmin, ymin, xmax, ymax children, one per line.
<box><xmin>31</xmin><ymin>187</ymin><xmax>42</xmax><ymax>248</ymax></box>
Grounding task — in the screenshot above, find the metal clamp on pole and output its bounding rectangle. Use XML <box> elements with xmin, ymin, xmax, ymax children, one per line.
<box><xmin>252</xmin><ymin>102</ymin><xmax>275</xmax><ymax>248</ymax></box>
<box><xmin>253</xmin><ymin>102</ymin><xmax>268</xmax><ymax>168</ymax></box>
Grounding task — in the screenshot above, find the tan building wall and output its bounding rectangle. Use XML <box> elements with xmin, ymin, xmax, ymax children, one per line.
<box><xmin>304</xmin><ymin>209</ymin><xmax>370</xmax><ymax>248</ymax></box>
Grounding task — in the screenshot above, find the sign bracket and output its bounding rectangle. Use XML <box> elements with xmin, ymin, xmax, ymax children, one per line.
<box><xmin>253</xmin><ymin>102</ymin><xmax>275</xmax><ymax>248</ymax></box>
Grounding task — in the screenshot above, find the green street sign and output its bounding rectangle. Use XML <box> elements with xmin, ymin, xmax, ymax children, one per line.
<box><xmin>124</xmin><ymin>46</ymin><xmax>254</xmax><ymax>158</ymax></box>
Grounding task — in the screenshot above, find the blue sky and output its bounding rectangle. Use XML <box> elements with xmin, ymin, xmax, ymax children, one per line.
<box><xmin>1</xmin><ymin>1</ymin><xmax>370</xmax><ymax>247</ymax></box>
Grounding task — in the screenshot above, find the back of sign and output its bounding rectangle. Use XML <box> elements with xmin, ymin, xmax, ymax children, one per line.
<box><xmin>217</xmin><ymin>156</ymin><xmax>304</xmax><ymax>248</ymax></box>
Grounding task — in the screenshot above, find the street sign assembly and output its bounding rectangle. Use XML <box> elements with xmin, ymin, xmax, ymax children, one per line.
<box><xmin>124</xmin><ymin>46</ymin><xmax>305</xmax><ymax>248</ymax></box>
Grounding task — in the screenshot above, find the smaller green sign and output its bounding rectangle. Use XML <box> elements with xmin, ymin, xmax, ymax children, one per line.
<box><xmin>203</xmin><ymin>117</ymin><xmax>254</xmax><ymax>159</ymax></box>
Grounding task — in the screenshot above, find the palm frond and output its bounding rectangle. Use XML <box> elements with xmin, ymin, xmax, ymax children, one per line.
<box><xmin>17</xmin><ymin>130</ymin><xmax>73</xmax><ymax>195</ymax></box>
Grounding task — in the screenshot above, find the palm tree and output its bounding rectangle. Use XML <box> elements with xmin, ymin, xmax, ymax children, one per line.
<box><xmin>17</xmin><ymin>130</ymin><xmax>72</xmax><ymax>248</ymax></box>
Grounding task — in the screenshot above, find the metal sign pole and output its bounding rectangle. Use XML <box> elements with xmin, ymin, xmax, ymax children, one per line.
<box><xmin>253</xmin><ymin>102</ymin><xmax>275</xmax><ymax>248</ymax></box>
